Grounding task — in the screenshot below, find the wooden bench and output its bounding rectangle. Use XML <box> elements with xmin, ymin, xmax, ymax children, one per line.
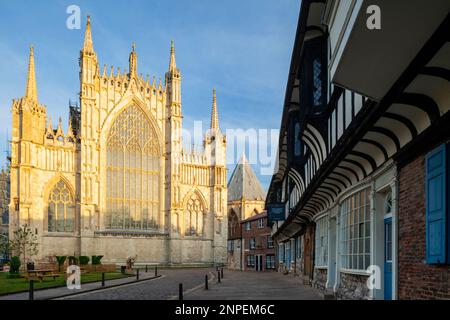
<box><xmin>23</xmin><ymin>269</ymin><xmax>60</xmax><ymax>282</ymax></box>
<box><xmin>40</xmin><ymin>272</ymin><xmax>60</xmax><ymax>280</ymax></box>
<box><xmin>22</xmin><ymin>274</ymin><xmax>42</xmax><ymax>282</ymax></box>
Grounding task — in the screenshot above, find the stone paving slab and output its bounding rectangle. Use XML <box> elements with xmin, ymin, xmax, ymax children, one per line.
<box><xmin>185</xmin><ymin>270</ymin><xmax>323</xmax><ymax>300</ymax></box>
<box><xmin>0</xmin><ymin>269</ymin><xmax>323</xmax><ymax>300</ymax></box>
<box><xmin>0</xmin><ymin>271</ymin><xmax>158</xmax><ymax>300</ymax></box>
<box><xmin>63</xmin><ymin>268</ymin><xmax>215</xmax><ymax>300</ymax></box>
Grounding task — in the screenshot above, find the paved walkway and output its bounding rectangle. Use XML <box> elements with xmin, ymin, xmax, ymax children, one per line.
<box><xmin>62</xmin><ymin>268</ymin><xmax>215</xmax><ymax>300</ymax></box>
<box><xmin>0</xmin><ymin>269</ymin><xmax>322</xmax><ymax>300</ymax></box>
<box><xmin>186</xmin><ymin>270</ymin><xmax>322</xmax><ymax>300</ymax></box>
<box><xmin>0</xmin><ymin>270</ymin><xmax>159</xmax><ymax>300</ymax></box>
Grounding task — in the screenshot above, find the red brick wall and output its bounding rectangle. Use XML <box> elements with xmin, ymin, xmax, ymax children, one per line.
<box><xmin>241</xmin><ymin>216</ymin><xmax>275</xmax><ymax>271</ymax></box>
<box><xmin>398</xmin><ymin>155</ymin><xmax>450</xmax><ymax>299</ymax></box>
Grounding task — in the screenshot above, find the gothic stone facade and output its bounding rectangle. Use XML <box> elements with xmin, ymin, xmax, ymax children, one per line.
<box><xmin>9</xmin><ymin>17</ymin><xmax>227</xmax><ymax>265</ymax></box>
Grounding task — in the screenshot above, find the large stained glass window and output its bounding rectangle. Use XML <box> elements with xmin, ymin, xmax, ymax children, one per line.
<box><xmin>48</xmin><ymin>180</ymin><xmax>75</xmax><ymax>232</ymax></box>
<box><xmin>185</xmin><ymin>193</ymin><xmax>205</xmax><ymax>236</ymax></box>
<box><xmin>105</xmin><ymin>105</ymin><xmax>160</xmax><ymax>230</ymax></box>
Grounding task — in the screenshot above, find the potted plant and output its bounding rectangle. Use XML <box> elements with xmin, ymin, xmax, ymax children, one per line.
<box><xmin>7</xmin><ymin>256</ymin><xmax>21</xmax><ymax>279</ymax></box>
<box><xmin>125</xmin><ymin>255</ymin><xmax>137</xmax><ymax>273</ymax></box>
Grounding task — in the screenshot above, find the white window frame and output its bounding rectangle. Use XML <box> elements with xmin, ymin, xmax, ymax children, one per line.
<box><xmin>315</xmin><ymin>216</ymin><xmax>329</xmax><ymax>267</ymax></box>
<box><xmin>258</xmin><ymin>218</ymin><xmax>265</xmax><ymax>229</ymax></box>
<box><xmin>267</xmin><ymin>235</ymin><xmax>274</xmax><ymax>249</ymax></box>
<box><xmin>249</xmin><ymin>237</ymin><xmax>256</xmax><ymax>250</ymax></box>
<box><xmin>340</xmin><ymin>188</ymin><xmax>371</xmax><ymax>271</ymax></box>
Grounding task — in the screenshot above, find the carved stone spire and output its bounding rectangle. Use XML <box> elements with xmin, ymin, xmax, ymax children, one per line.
<box><xmin>25</xmin><ymin>46</ymin><xmax>38</xmax><ymax>101</ymax></box>
<box><xmin>82</xmin><ymin>16</ymin><xmax>94</xmax><ymax>53</ymax></box>
<box><xmin>129</xmin><ymin>43</ymin><xmax>137</xmax><ymax>78</ymax></box>
<box><xmin>169</xmin><ymin>40</ymin><xmax>176</xmax><ymax>72</ymax></box>
<box><xmin>210</xmin><ymin>89</ymin><xmax>219</xmax><ymax>130</ymax></box>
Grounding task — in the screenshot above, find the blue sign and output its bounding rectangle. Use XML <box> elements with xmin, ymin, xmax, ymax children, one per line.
<box><xmin>267</xmin><ymin>204</ymin><xmax>285</xmax><ymax>221</ymax></box>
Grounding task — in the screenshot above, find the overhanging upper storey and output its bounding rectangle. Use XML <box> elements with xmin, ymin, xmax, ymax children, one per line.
<box><xmin>327</xmin><ymin>0</ymin><xmax>450</xmax><ymax>101</ymax></box>
<box><xmin>267</xmin><ymin>0</ymin><xmax>450</xmax><ymax>242</ymax></box>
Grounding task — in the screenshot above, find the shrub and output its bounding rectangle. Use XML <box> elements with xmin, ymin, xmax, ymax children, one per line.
<box><xmin>55</xmin><ymin>256</ymin><xmax>67</xmax><ymax>272</ymax></box>
<box><xmin>79</xmin><ymin>256</ymin><xmax>90</xmax><ymax>265</ymax></box>
<box><xmin>92</xmin><ymin>255</ymin><xmax>103</xmax><ymax>265</ymax></box>
<box><xmin>92</xmin><ymin>255</ymin><xmax>103</xmax><ymax>271</ymax></box>
<box><xmin>10</xmin><ymin>256</ymin><xmax>21</xmax><ymax>274</ymax></box>
<box><xmin>68</xmin><ymin>256</ymin><xmax>78</xmax><ymax>266</ymax></box>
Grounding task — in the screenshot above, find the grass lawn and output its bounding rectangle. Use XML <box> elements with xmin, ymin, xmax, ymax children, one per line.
<box><xmin>0</xmin><ymin>271</ymin><xmax>130</xmax><ymax>295</ymax></box>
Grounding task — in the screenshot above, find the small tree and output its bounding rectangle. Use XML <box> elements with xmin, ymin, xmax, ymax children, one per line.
<box><xmin>92</xmin><ymin>255</ymin><xmax>103</xmax><ymax>271</ymax></box>
<box><xmin>79</xmin><ymin>256</ymin><xmax>90</xmax><ymax>266</ymax></box>
<box><xmin>9</xmin><ymin>225</ymin><xmax>38</xmax><ymax>271</ymax></box>
<box><xmin>55</xmin><ymin>256</ymin><xmax>67</xmax><ymax>272</ymax></box>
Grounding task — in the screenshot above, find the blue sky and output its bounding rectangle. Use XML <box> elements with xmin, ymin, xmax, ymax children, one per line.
<box><xmin>0</xmin><ymin>0</ymin><xmax>300</xmax><ymax>190</ymax></box>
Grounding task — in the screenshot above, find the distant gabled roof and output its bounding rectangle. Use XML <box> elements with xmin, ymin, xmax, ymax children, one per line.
<box><xmin>227</xmin><ymin>154</ymin><xmax>266</xmax><ymax>202</ymax></box>
<box><xmin>241</xmin><ymin>211</ymin><xmax>267</xmax><ymax>223</ymax></box>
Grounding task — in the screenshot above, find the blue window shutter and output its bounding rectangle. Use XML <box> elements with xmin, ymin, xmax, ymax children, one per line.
<box><xmin>426</xmin><ymin>144</ymin><xmax>447</xmax><ymax>264</ymax></box>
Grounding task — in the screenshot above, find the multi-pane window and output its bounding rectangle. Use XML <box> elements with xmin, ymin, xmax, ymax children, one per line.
<box><xmin>48</xmin><ymin>180</ymin><xmax>75</xmax><ymax>232</ymax></box>
<box><xmin>245</xmin><ymin>221</ymin><xmax>251</xmax><ymax>231</ymax></box>
<box><xmin>340</xmin><ymin>188</ymin><xmax>371</xmax><ymax>271</ymax></box>
<box><xmin>278</xmin><ymin>243</ymin><xmax>284</xmax><ymax>262</ymax></box>
<box><xmin>258</xmin><ymin>218</ymin><xmax>264</xmax><ymax>229</ymax></box>
<box><xmin>266</xmin><ymin>255</ymin><xmax>275</xmax><ymax>269</ymax></box>
<box><xmin>247</xmin><ymin>255</ymin><xmax>255</xmax><ymax>267</ymax></box>
<box><xmin>294</xmin><ymin>123</ymin><xmax>301</xmax><ymax>157</ymax></box>
<box><xmin>267</xmin><ymin>235</ymin><xmax>274</xmax><ymax>249</ymax></box>
<box><xmin>285</xmin><ymin>241</ymin><xmax>291</xmax><ymax>265</ymax></box>
<box><xmin>227</xmin><ymin>240</ymin><xmax>234</xmax><ymax>252</ymax></box>
<box><xmin>105</xmin><ymin>105</ymin><xmax>160</xmax><ymax>230</ymax></box>
<box><xmin>315</xmin><ymin>217</ymin><xmax>328</xmax><ymax>267</ymax></box>
<box><xmin>296</xmin><ymin>236</ymin><xmax>302</xmax><ymax>258</ymax></box>
<box><xmin>313</xmin><ymin>58</ymin><xmax>322</xmax><ymax>106</ymax></box>
<box><xmin>249</xmin><ymin>237</ymin><xmax>256</xmax><ymax>250</ymax></box>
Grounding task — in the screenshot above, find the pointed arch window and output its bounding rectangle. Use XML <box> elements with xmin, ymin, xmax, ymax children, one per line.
<box><xmin>48</xmin><ymin>179</ymin><xmax>75</xmax><ymax>232</ymax></box>
<box><xmin>105</xmin><ymin>105</ymin><xmax>160</xmax><ymax>230</ymax></box>
<box><xmin>228</xmin><ymin>211</ymin><xmax>239</xmax><ymax>239</ymax></box>
<box><xmin>185</xmin><ymin>193</ymin><xmax>205</xmax><ymax>236</ymax></box>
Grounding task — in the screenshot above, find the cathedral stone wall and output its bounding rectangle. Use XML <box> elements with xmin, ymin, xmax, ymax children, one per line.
<box><xmin>8</xmin><ymin>17</ymin><xmax>227</xmax><ymax>266</ymax></box>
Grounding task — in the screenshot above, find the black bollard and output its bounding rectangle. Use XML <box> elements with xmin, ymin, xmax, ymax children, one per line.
<box><xmin>102</xmin><ymin>272</ymin><xmax>105</xmax><ymax>287</ymax></box>
<box><xmin>179</xmin><ymin>283</ymin><xmax>183</xmax><ymax>300</ymax></box>
<box><xmin>145</xmin><ymin>265</ymin><xmax>148</xmax><ymax>273</ymax></box>
<box><xmin>218</xmin><ymin>271</ymin><xmax>221</xmax><ymax>283</ymax></box>
<box><xmin>221</xmin><ymin>268</ymin><xmax>224</xmax><ymax>279</ymax></box>
<box><xmin>136</xmin><ymin>269</ymin><xmax>140</xmax><ymax>281</ymax></box>
<box><xmin>155</xmin><ymin>265</ymin><xmax>158</xmax><ymax>277</ymax></box>
<box><xmin>29</xmin><ymin>280</ymin><xmax>34</xmax><ymax>300</ymax></box>
<box><xmin>205</xmin><ymin>274</ymin><xmax>209</xmax><ymax>290</ymax></box>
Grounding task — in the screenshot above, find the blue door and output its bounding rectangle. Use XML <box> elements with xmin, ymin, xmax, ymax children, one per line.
<box><xmin>384</xmin><ymin>218</ymin><xmax>392</xmax><ymax>300</ymax></box>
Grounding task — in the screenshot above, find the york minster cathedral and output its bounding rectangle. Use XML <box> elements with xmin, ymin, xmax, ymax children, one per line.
<box><xmin>8</xmin><ymin>17</ymin><xmax>227</xmax><ymax>265</ymax></box>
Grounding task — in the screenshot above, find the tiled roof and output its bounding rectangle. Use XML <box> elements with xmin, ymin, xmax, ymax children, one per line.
<box><xmin>227</xmin><ymin>154</ymin><xmax>266</xmax><ymax>202</ymax></box>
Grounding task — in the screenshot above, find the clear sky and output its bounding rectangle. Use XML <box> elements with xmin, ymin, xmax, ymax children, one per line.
<box><xmin>0</xmin><ymin>0</ymin><xmax>300</xmax><ymax>191</ymax></box>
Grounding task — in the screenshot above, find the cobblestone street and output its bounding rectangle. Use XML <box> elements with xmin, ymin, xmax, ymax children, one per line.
<box><xmin>186</xmin><ymin>270</ymin><xmax>322</xmax><ymax>300</ymax></box>
<box><xmin>61</xmin><ymin>269</ymin><xmax>321</xmax><ymax>300</ymax></box>
<box><xmin>62</xmin><ymin>268</ymin><xmax>215</xmax><ymax>300</ymax></box>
